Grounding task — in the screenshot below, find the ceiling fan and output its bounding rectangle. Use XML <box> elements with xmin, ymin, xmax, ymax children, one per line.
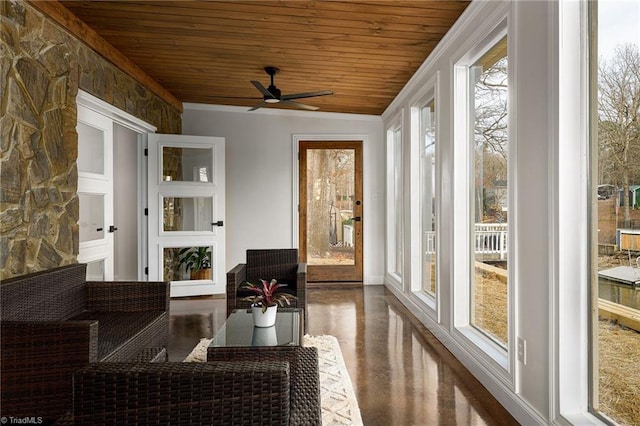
<box><xmin>249</xmin><ymin>66</ymin><xmax>333</xmax><ymax>111</ymax></box>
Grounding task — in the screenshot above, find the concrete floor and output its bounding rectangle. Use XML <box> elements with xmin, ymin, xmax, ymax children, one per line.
<box><xmin>169</xmin><ymin>285</ymin><xmax>519</xmax><ymax>426</ymax></box>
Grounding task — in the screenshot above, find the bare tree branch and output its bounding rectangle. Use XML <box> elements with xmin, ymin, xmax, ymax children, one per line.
<box><xmin>598</xmin><ymin>44</ymin><xmax>640</xmax><ymax>220</ymax></box>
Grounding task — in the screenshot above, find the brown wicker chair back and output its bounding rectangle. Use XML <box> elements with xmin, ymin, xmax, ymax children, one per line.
<box><xmin>226</xmin><ymin>249</ymin><xmax>308</xmax><ymax>331</ymax></box>
<box><xmin>1</xmin><ymin>263</ymin><xmax>87</xmax><ymax>321</ymax></box>
<box><xmin>73</xmin><ymin>362</ymin><xmax>292</xmax><ymax>425</ymax></box>
<box><xmin>246</xmin><ymin>248</ymin><xmax>299</xmax><ymax>287</ymax></box>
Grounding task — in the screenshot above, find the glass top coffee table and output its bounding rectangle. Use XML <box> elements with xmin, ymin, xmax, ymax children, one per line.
<box><xmin>209</xmin><ymin>308</ymin><xmax>303</xmax><ymax>348</ymax></box>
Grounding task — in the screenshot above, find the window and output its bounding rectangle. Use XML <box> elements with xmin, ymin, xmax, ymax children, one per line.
<box><xmin>387</xmin><ymin>122</ymin><xmax>404</xmax><ymax>281</ymax></box>
<box><xmin>420</xmin><ymin>97</ymin><xmax>437</xmax><ymax>297</ymax></box>
<box><xmin>454</xmin><ymin>27</ymin><xmax>509</xmax><ymax>363</ymax></box>
<box><xmin>469</xmin><ymin>37</ymin><xmax>509</xmax><ymax>347</ymax></box>
<box><xmin>591</xmin><ymin>1</ymin><xmax>640</xmax><ymax>424</ymax></box>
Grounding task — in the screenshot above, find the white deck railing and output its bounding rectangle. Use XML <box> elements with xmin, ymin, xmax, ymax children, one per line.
<box><xmin>343</xmin><ymin>224</ymin><xmax>354</xmax><ymax>247</ymax></box>
<box><xmin>425</xmin><ymin>223</ymin><xmax>508</xmax><ymax>260</ymax></box>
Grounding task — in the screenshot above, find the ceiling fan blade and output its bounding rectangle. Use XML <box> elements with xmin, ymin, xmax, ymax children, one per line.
<box><xmin>281</xmin><ymin>90</ymin><xmax>333</xmax><ymax>100</ymax></box>
<box><xmin>251</xmin><ymin>80</ymin><xmax>276</xmax><ymax>99</ymax></box>
<box><xmin>281</xmin><ymin>100</ymin><xmax>319</xmax><ymax>111</ymax></box>
<box><xmin>248</xmin><ymin>101</ymin><xmax>268</xmax><ymax>111</ymax></box>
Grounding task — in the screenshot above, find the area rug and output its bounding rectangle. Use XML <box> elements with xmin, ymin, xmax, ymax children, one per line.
<box><xmin>184</xmin><ymin>335</ymin><xmax>363</xmax><ymax>426</ymax></box>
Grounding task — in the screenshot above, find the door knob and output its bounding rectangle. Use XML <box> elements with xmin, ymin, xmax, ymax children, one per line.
<box><xmin>108</xmin><ymin>225</ymin><xmax>118</xmax><ymax>233</ymax></box>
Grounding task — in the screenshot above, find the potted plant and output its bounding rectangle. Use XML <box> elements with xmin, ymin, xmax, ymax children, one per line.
<box><xmin>241</xmin><ymin>279</ymin><xmax>296</xmax><ymax>327</ymax></box>
<box><xmin>177</xmin><ymin>246</ymin><xmax>212</xmax><ymax>280</ymax></box>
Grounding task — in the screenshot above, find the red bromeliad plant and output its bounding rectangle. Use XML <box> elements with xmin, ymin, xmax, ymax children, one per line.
<box><xmin>241</xmin><ymin>279</ymin><xmax>296</xmax><ymax>313</ymax></box>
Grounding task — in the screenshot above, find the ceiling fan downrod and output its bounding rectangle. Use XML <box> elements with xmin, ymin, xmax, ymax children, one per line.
<box><xmin>264</xmin><ymin>66</ymin><xmax>281</xmax><ymax>102</ymax></box>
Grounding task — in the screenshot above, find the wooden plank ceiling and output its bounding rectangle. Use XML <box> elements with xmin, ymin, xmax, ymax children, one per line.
<box><xmin>59</xmin><ymin>0</ymin><xmax>471</xmax><ymax>115</ymax></box>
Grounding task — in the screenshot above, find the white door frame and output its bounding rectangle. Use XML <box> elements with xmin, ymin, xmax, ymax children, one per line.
<box><xmin>77</xmin><ymin>91</ymin><xmax>156</xmax><ymax>280</ymax></box>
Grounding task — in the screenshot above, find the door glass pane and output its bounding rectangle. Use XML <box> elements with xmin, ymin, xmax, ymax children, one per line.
<box><xmin>162</xmin><ymin>147</ymin><xmax>213</xmax><ymax>182</ymax></box>
<box><xmin>163</xmin><ymin>197</ymin><xmax>213</xmax><ymax>232</ymax></box>
<box><xmin>77</xmin><ymin>122</ymin><xmax>105</xmax><ymax>174</ymax></box>
<box><xmin>86</xmin><ymin>259</ymin><xmax>105</xmax><ymax>281</ymax></box>
<box><xmin>78</xmin><ymin>193</ymin><xmax>104</xmax><ymax>242</ymax></box>
<box><xmin>594</xmin><ymin>2</ymin><xmax>640</xmax><ymax>424</ymax></box>
<box><xmin>163</xmin><ymin>246</ymin><xmax>213</xmax><ymax>281</ymax></box>
<box><xmin>470</xmin><ymin>37</ymin><xmax>509</xmax><ymax>347</ymax></box>
<box><xmin>421</xmin><ymin>99</ymin><xmax>437</xmax><ymax>295</ymax></box>
<box><xmin>306</xmin><ymin>149</ymin><xmax>355</xmax><ymax>266</ymax></box>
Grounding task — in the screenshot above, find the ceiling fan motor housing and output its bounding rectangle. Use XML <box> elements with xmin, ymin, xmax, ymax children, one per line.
<box><xmin>266</xmin><ymin>85</ymin><xmax>281</xmax><ymax>102</ymax></box>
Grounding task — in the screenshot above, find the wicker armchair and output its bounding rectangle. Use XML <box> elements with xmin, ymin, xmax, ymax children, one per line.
<box><xmin>70</xmin><ymin>347</ymin><xmax>321</xmax><ymax>425</ymax></box>
<box><xmin>226</xmin><ymin>249</ymin><xmax>307</xmax><ymax>322</ymax></box>
<box><xmin>207</xmin><ymin>346</ymin><xmax>321</xmax><ymax>425</ymax></box>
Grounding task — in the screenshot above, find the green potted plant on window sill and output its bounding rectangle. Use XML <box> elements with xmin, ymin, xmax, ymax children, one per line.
<box><xmin>177</xmin><ymin>246</ymin><xmax>212</xmax><ymax>280</ymax></box>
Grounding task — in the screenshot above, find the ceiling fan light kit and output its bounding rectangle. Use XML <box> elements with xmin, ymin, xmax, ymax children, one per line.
<box><xmin>249</xmin><ymin>66</ymin><xmax>333</xmax><ymax>111</ymax></box>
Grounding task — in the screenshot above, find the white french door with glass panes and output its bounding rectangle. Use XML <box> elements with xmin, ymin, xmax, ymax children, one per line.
<box><xmin>148</xmin><ymin>134</ymin><xmax>225</xmax><ymax>297</ymax></box>
<box><xmin>77</xmin><ymin>106</ymin><xmax>114</xmax><ymax>280</ymax></box>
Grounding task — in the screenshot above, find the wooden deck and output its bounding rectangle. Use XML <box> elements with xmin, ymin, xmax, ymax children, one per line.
<box><xmin>599</xmin><ymin>298</ymin><xmax>640</xmax><ymax>333</ymax></box>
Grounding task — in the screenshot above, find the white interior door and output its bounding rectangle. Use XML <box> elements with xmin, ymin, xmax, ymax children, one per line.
<box><xmin>148</xmin><ymin>134</ymin><xmax>225</xmax><ymax>297</ymax></box>
<box><xmin>77</xmin><ymin>106</ymin><xmax>114</xmax><ymax>280</ymax></box>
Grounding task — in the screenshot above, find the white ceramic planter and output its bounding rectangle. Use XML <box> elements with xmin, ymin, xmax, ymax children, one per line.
<box><xmin>251</xmin><ymin>325</ymin><xmax>278</xmax><ymax>346</ymax></box>
<box><xmin>251</xmin><ymin>304</ymin><xmax>278</xmax><ymax>327</ymax></box>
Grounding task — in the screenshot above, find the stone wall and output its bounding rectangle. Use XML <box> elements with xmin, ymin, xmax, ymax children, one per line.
<box><xmin>0</xmin><ymin>0</ymin><xmax>182</xmax><ymax>280</ymax></box>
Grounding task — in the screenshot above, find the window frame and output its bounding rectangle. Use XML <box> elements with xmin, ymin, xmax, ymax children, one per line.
<box><xmin>386</xmin><ymin>111</ymin><xmax>404</xmax><ymax>286</ymax></box>
<box><xmin>553</xmin><ymin>1</ymin><xmax>609</xmax><ymax>424</ymax></box>
<box><xmin>585</xmin><ymin>1</ymin><xmax>637</xmax><ymax>424</ymax></box>
<box><xmin>453</xmin><ymin>19</ymin><xmax>512</xmax><ymax>374</ymax></box>
<box><xmin>409</xmin><ymin>74</ymin><xmax>441</xmax><ymax>317</ymax></box>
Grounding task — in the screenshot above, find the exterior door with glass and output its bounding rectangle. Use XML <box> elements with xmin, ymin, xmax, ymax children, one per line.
<box><xmin>147</xmin><ymin>134</ymin><xmax>225</xmax><ymax>297</ymax></box>
<box><xmin>299</xmin><ymin>140</ymin><xmax>363</xmax><ymax>283</ymax></box>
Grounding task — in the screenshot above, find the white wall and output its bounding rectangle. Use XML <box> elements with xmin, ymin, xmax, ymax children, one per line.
<box><xmin>381</xmin><ymin>1</ymin><xmax>576</xmax><ymax>425</ymax></box>
<box><xmin>182</xmin><ymin>105</ymin><xmax>385</xmax><ymax>284</ymax></box>
<box><xmin>114</xmin><ymin>123</ymin><xmax>139</xmax><ymax>281</ymax></box>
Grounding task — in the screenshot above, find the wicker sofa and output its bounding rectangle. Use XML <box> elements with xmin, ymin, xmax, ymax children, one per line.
<box><xmin>0</xmin><ymin>263</ymin><xmax>169</xmax><ymax>423</ymax></box>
